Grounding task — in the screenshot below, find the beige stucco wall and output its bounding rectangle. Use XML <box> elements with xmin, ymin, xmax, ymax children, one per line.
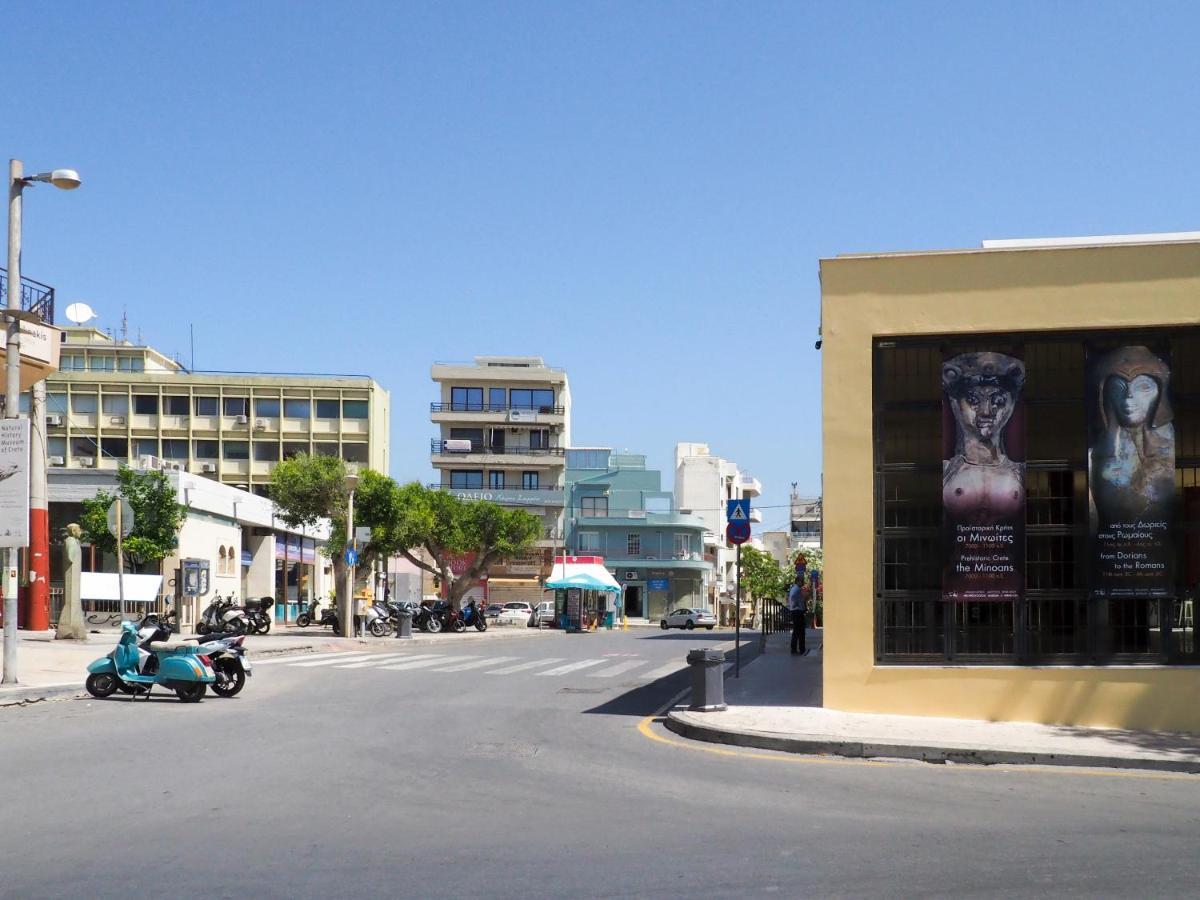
<box><xmin>820</xmin><ymin>240</ymin><xmax>1200</xmax><ymax>732</ymax></box>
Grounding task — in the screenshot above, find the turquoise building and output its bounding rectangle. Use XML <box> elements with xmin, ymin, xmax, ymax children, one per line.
<box><xmin>564</xmin><ymin>448</ymin><xmax>710</xmax><ymax>623</ymax></box>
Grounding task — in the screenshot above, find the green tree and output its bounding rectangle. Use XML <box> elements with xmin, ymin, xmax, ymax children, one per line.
<box><xmin>792</xmin><ymin>547</ymin><xmax>825</xmax><ymax>619</ymax></box>
<box><xmin>384</xmin><ymin>482</ymin><xmax>541</xmax><ymax>607</ymax></box>
<box><xmin>738</xmin><ymin>545</ymin><xmax>791</xmax><ymax>622</ymax></box>
<box><xmin>79</xmin><ymin>466</ymin><xmax>187</xmax><ymax>571</ymax></box>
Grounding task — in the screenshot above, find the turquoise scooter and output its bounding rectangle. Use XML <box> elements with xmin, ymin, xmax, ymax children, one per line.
<box><xmin>86</xmin><ymin>621</ymin><xmax>216</xmax><ymax>703</ymax></box>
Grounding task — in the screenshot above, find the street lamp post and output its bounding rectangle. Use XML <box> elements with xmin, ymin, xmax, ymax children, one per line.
<box><xmin>3</xmin><ymin>160</ymin><xmax>80</xmax><ymax>684</ymax></box>
<box><xmin>341</xmin><ymin>472</ymin><xmax>359</xmax><ymax>640</ymax></box>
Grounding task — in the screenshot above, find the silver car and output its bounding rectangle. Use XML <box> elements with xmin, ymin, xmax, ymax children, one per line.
<box><xmin>661</xmin><ymin>607</ymin><xmax>717</xmax><ymax>630</ymax></box>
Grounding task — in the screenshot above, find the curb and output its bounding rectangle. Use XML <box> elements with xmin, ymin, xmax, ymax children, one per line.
<box><xmin>0</xmin><ymin>684</ymin><xmax>87</xmax><ymax>707</ymax></box>
<box><xmin>662</xmin><ymin>711</ymin><xmax>1200</xmax><ymax>775</ymax></box>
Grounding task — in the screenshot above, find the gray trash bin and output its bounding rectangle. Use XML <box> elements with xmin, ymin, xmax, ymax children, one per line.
<box><xmin>686</xmin><ymin>648</ymin><xmax>726</xmax><ymax>712</ymax></box>
<box><xmin>394</xmin><ymin>609</ymin><xmax>413</xmax><ymax>640</ymax></box>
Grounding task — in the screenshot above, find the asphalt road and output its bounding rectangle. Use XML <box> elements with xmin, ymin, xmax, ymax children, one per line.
<box><xmin>3</xmin><ymin>627</ymin><xmax>1200</xmax><ymax>899</ymax></box>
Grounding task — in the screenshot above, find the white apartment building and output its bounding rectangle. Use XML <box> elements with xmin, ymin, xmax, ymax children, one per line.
<box><xmin>674</xmin><ymin>442</ymin><xmax>762</xmax><ymax>618</ymax></box>
<box><xmin>45</xmin><ymin>328</ymin><xmax>390</xmax><ymax>495</ymax></box>
<box><xmin>430</xmin><ymin>356</ymin><xmax>571</xmax><ymax>602</ymax></box>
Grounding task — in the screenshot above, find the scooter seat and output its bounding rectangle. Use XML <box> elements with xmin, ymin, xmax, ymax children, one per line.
<box><xmin>148</xmin><ymin>639</ymin><xmax>199</xmax><ymax>652</ymax></box>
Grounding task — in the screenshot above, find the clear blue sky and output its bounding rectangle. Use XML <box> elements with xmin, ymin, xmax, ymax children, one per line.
<box><xmin>8</xmin><ymin>1</ymin><xmax>1200</xmax><ymax>530</ymax></box>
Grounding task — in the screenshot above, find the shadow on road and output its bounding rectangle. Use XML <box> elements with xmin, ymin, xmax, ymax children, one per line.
<box><xmin>582</xmin><ymin>640</ymin><xmax>763</xmax><ymax>718</ymax></box>
<box><xmin>637</xmin><ymin>631</ymin><xmax>753</xmax><ymax>642</ymax></box>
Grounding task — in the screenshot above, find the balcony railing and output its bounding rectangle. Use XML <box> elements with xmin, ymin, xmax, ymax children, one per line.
<box><xmin>0</xmin><ymin>268</ymin><xmax>54</xmax><ymax>323</ymax></box>
<box><xmin>427</xmin><ymin>483</ymin><xmax>563</xmax><ymax>492</ymax></box>
<box><xmin>430</xmin><ymin>403</ymin><xmax>565</xmax><ymax>415</ymax></box>
<box><xmin>431</xmin><ymin>440</ymin><xmax>564</xmax><ymax>456</ymax></box>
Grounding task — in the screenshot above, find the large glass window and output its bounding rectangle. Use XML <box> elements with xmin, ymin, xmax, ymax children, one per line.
<box><xmin>255</xmin><ymin>398</ymin><xmax>280</xmax><ymax>417</ymax></box>
<box><xmin>133</xmin><ymin>395</ymin><xmax>159</xmax><ymax>415</ymax></box>
<box><xmin>194</xmin><ymin>396</ymin><xmax>219</xmax><ymax>416</ymax></box>
<box><xmin>509</xmin><ymin>388</ymin><xmax>555</xmax><ymax>411</ymax></box>
<box><xmin>284</xmin><ymin>398</ymin><xmax>311</xmax><ymax>418</ymax></box>
<box><xmin>162</xmin><ymin>439</ymin><xmax>188</xmax><ymax>460</ymax></box>
<box><xmin>315</xmin><ymin>399</ymin><xmax>340</xmax><ymax>418</ymax></box>
<box><xmin>47</xmin><ymin>393</ymin><xmax>67</xmax><ymax>414</ymax></box>
<box><xmin>89</xmin><ymin>355</ymin><xmax>116</xmax><ymax>372</ymax></box>
<box><xmin>342</xmin><ymin>443</ymin><xmax>368</xmax><ymax>463</ymax></box>
<box><xmin>70</xmin><ymin>437</ymin><xmax>98</xmax><ymax>458</ymax></box>
<box><xmin>627</xmin><ymin>533</ymin><xmax>641</xmax><ymax>556</ymax></box>
<box><xmin>117</xmin><ymin>356</ymin><xmax>144</xmax><ymax>373</ymax></box>
<box><xmin>194</xmin><ymin>440</ymin><xmax>219</xmax><ymax>459</ymax></box>
<box><xmin>60</xmin><ymin>353</ymin><xmax>85</xmax><ymax>372</ymax></box>
<box><xmin>223</xmin><ymin>397</ymin><xmax>249</xmax><ymax>417</ymax></box>
<box><xmin>450</xmin><ymin>470</ymin><xmax>483</xmax><ymax>489</ymax></box>
<box><xmin>489</xmin><ymin>388</ymin><xmax>506</xmax><ymax>410</ymax></box>
<box><xmin>580</xmin><ymin>496</ymin><xmax>608</xmax><ymax>517</ymax></box>
<box><xmin>135</xmin><ymin>438</ymin><xmax>159</xmax><ymax>458</ymax></box>
<box><xmin>314</xmin><ymin>443</ymin><xmax>339</xmax><ymax>457</ymax></box>
<box><xmin>101</xmin><ymin>395</ymin><xmax>128</xmax><ymax>416</ymax></box>
<box><xmin>450</xmin><ymin>387</ymin><xmax>483</xmax><ymax>411</ymax></box>
<box><xmin>566</xmin><ymin>448</ymin><xmax>611</xmax><ymax>470</ymax></box>
<box><xmin>70</xmin><ymin>394</ymin><xmax>97</xmax><ymax>414</ymax></box>
<box><xmin>223</xmin><ymin>441</ymin><xmax>249</xmax><ymax>460</ymax></box>
<box><xmin>489</xmin><ymin>471</ymin><xmax>505</xmax><ymax>489</ymax></box>
<box><xmin>100</xmin><ymin>438</ymin><xmax>128</xmax><ymax>459</ymax></box>
<box><xmin>164</xmin><ymin>396</ymin><xmax>189</xmax><ymax>416</ymax></box>
<box><xmin>674</xmin><ymin>533</ymin><xmax>691</xmax><ymax>557</ymax></box>
<box><xmin>48</xmin><ymin>437</ymin><xmax>66</xmax><ymax>460</ymax></box>
<box><xmin>873</xmin><ymin>328</ymin><xmax>1200</xmax><ymax>667</ymax></box>
<box><xmin>342</xmin><ymin>399</ymin><xmax>369</xmax><ymax>419</ymax></box>
<box><xmin>254</xmin><ymin>442</ymin><xmax>280</xmax><ymax>462</ymax></box>
<box><xmin>283</xmin><ymin>442</ymin><xmax>308</xmax><ymax>460</ymax></box>
<box><xmin>522</xmin><ymin>471</ymin><xmax>539</xmax><ymax>489</ymax></box>
<box><xmin>578</xmin><ymin>531</ymin><xmax>601</xmax><ymax>552</ymax></box>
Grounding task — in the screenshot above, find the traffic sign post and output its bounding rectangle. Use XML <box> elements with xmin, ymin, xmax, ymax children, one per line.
<box><xmin>726</xmin><ymin>499</ymin><xmax>752</xmax><ymax>678</ymax></box>
<box><xmin>107</xmin><ymin>497</ymin><xmax>135</xmax><ymax>621</ymax></box>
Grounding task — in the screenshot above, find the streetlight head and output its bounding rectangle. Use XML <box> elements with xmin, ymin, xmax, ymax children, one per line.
<box><xmin>344</xmin><ymin>473</ymin><xmax>360</xmax><ymax>491</ymax></box>
<box><xmin>49</xmin><ymin>169</ymin><xmax>81</xmax><ymax>190</ymax></box>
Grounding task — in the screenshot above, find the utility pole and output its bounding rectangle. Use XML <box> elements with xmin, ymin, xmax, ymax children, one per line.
<box><xmin>28</xmin><ymin>381</ymin><xmax>48</xmax><ymax>631</ymax></box>
<box><xmin>3</xmin><ymin>160</ymin><xmax>23</xmax><ymax>684</ymax></box>
<box><xmin>735</xmin><ymin>542</ymin><xmax>741</xmax><ymax>678</ymax></box>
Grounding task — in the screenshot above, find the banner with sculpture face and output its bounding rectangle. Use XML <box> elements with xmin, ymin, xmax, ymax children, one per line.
<box><xmin>941</xmin><ymin>352</ymin><xmax>1026</xmax><ymax>601</ymax></box>
<box><xmin>1087</xmin><ymin>345</ymin><xmax>1176</xmax><ymax>598</ymax></box>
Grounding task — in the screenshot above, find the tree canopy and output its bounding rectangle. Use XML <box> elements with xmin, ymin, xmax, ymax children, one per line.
<box><xmin>79</xmin><ymin>467</ymin><xmax>187</xmax><ymax>570</ymax></box>
<box><xmin>738</xmin><ymin>545</ymin><xmax>792</xmax><ymax>606</ymax></box>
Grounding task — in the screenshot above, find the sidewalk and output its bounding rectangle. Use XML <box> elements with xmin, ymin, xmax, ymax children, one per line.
<box><xmin>0</xmin><ymin>623</ymin><xmax>555</xmax><ymax>706</ymax></box>
<box><xmin>666</xmin><ymin>630</ymin><xmax>1200</xmax><ymax>774</ymax></box>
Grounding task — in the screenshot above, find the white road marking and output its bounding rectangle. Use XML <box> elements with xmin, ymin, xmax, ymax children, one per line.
<box><xmin>429</xmin><ymin>656</ymin><xmax>517</xmax><ymax>673</ymax></box>
<box><xmin>335</xmin><ymin>653</ymin><xmax>424</xmax><ymax>669</ymax></box>
<box><xmin>255</xmin><ymin>651</ymin><xmax>361</xmax><ymax>666</ymax></box>
<box><xmin>637</xmin><ymin>660</ymin><xmax>688</xmax><ymax>680</ymax></box>
<box><xmin>485</xmin><ymin>658</ymin><xmax>566</xmax><ymax>675</ymax></box>
<box><xmin>537</xmin><ymin>659</ymin><xmax>607</xmax><ymax>677</ymax></box>
<box><xmin>288</xmin><ymin>653</ymin><xmax>376</xmax><ymax>668</ymax></box>
<box><xmin>587</xmin><ymin>659</ymin><xmax>648</xmax><ymax>679</ymax></box>
<box><xmin>378</xmin><ymin>656</ymin><xmax>455</xmax><ymax>671</ymax></box>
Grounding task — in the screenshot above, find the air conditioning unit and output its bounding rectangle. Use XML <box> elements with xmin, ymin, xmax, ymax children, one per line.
<box><xmin>46</xmin><ymin>415</ymin><xmax>64</xmax><ymax>427</ymax></box>
<box><xmin>48</xmin><ymin>455</ymin><xmax>65</xmax><ymax>466</ymax></box>
<box><xmin>235</xmin><ymin>415</ymin><xmax>249</xmax><ymax>425</ymax></box>
<box><xmin>109</xmin><ymin>416</ymin><xmax>126</xmax><ymax>425</ymax></box>
<box><xmin>201</xmin><ymin>462</ymin><xmax>218</xmax><ymax>473</ymax></box>
<box><xmin>79</xmin><ymin>456</ymin><xmax>96</xmax><ymax>467</ymax></box>
<box><xmin>253</xmin><ymin>418</ymin><xmax>267</xmax><ymax>430</ymax></box>
<box><xmin>137</xmin><ymin>454</ymin><xmax>160</xmax><ymax>470</ymax></box>
<box><xmin>443</xmin><ymin>439</ymin><xmax>472</xmax><ymax>453</ymax></box>
<box><xmin>165</xmin><ymin>462</ymin><xmax>184</xmax><ymax>472</ymax></box>
<box><xmin>624</xmin><ymin>571</ymin><xmax>638</xmax><ymax>581</ymax></box>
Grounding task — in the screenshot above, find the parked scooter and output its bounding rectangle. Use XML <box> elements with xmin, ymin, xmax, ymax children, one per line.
<box><xmin>242</xmin><ymin>596</ymin><xmax>275</xmax><ymax>635</ymax></box>
<box><xmin>85</xmin><ymin>621</ymin><xmax>215</xmax><ymax>702</ymax></box>
<box><xmin>136</xmin><ymin>614</ymin><xmax>251</xmax><ymax>698</ymax></box>
<box><xmin>364</xmin><ymin>601</ymin><xmax>395</xmax><ymax>637</ymax></box>
<box><xmin>413</xmin><ymin>600</ymin><xmax>443</xmax><ymax>634</ymax></box>
<box><xmin>460</xmin><ymin>599</ymin><xmax>488</xmax><ymax>632</ymax></box>
<box><xmin>296</xmin><ymin>598</ymin><xmax>340</xmax><ymax>631</ymax></box>
<box><xmin>197</xmin><ymin>593</ymin><xmax>250</xmax><ymax>636</ymax></box>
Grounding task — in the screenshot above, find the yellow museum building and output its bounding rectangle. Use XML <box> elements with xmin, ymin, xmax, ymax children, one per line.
<box><xmin>820</xmin><ymin>232</ymin><xmax>1200</xmax><ymax>732</ymax></box>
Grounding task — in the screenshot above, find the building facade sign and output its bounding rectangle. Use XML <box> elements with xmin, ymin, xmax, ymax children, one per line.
<box><xmin>1087</xmin><ymin>344</ymin><xmax>1176</xmax><ymax>598</ymax></box>
<box><xmin>446</xmin><ymin>487</ymin><xmax>564</xmax><ymax>507</ymax></box>
<box><xmin>941</xmin><ymin>352</ymin><xmax>1026</xmax><ymax>602</ymax></box>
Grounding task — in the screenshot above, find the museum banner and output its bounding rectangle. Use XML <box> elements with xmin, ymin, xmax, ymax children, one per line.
<box><xmin>1087</xmin><ymin>344</ymin><xmax>1176</xmax><ymax>598</ymax></box>
<box><xmin>941</xmin><ymin>352</ymin><xmax>1026</xmax><ymax>601</ymax></box>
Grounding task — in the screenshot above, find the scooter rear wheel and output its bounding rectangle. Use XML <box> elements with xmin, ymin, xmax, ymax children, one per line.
<box><xmin>212</xmin><ymin>665</ymin><xmax>246</xmax><ymax>698</ymax></box>
<box><xmin>296</xmin><ymin>614</ymin><xmax>311</xmax><ymax>628</ymax></box>
<box><xmin>475</xmin><ymin>618</ymin><xmax>487</xmax><ymax>631</ymax></box>
<box><xmin>369</xmin><ymin>618</ymin><xmax>391</xmax><ymax>637</ymax></box>
<box><xmin>85</xmin><ymin>673</ymin><xmax>119</xmax><ymax>698</ymax></box>
<box><xmin>175</xmin><ymin>683</ymin><xmax>206</xmax><ymax>703</ymax></box>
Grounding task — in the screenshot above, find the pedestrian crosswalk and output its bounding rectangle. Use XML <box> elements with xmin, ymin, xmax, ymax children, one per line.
<box><xmin>256</xmin><ymin>649</ymin><xmax>697</xmax><ymax>681</ymax></box>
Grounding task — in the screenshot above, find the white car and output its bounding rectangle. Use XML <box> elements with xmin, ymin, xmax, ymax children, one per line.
<box><xmin>495</xmin><ymin>602</ymin><xmax>534</xmax><ymax>626</ymax></box>
<box><xmin>661</xmin><ymin>607</ymin><xmax>717</xmax><ymax>630</ymax></box>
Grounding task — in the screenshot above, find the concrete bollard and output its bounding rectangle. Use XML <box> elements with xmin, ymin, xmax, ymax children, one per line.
<box><xmin>686</xmin><ymin>648</ymin><xmax>727</xmax><ymax>712</ymax></box>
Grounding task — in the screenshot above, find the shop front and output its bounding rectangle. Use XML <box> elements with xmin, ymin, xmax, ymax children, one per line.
<box><xmin>608</xmin><ymin>564</ymin><xmax>706</xmax><ymax>624</ymax></box>
<box><xmin>546</xmin><ymin>556</ymin><xmax>622</xmax><ymax>630</ymax></box>
<box><xmin>822</xmin><ymin>236</ymin><xmax>1200</xmax><ymax>732</ymax></box>
<box><xmin>275</xmin><ymin>532</ymin><xmax>320</xmax><ymax>623</ymax></box>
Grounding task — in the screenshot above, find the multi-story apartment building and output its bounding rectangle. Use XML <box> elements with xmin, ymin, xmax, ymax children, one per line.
<box><xmin>430</xmin><ymin>356</ymin><xmax>570</xmax><ymax>603</ymax></box>
<box><xmin>45</xmin><ymin>327</ymin><xmax>390</xmax><ymax>494</ymax></box>
<box><xmin>565</xmin><ymin>448</ymin><xmax>709</xmax><ymax>623</ymax></box>
<box><xmin>674</xmin><ymin>442</ymin><xmax>762</xmax><ymax>620</ymax></box>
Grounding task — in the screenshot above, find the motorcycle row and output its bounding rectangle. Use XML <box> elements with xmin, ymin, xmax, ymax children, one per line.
<box><xmin>296</xmin><ymin>597</ymin><xmax>489</xmax><ymax>637</ymax></box>
<box><xmin>195</xmin><ymin>592</ymin><xmax>275</xmax><ymax>636</ymax></box>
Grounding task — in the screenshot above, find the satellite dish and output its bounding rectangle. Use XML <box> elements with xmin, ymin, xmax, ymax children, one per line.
<box><xmin>64</xmin><ymin>303</ymin><xmax>97</xmax><ymax>325</ymax></box>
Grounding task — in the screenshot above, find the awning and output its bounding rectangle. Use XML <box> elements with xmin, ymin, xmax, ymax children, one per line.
<box><xmin>545</xmin><ymin>562</ymin><xmax>622</xmax><ymax>594</ymax></box>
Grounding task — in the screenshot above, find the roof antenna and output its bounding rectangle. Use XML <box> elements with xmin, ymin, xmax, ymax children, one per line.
<box><xmin>190</xmin><ymin>323</ymin><xmax>195</xmax><ymax>371</ymax></box>
<box><xmin>120</xmin><ymin>307</ymin><xmax>128</xmax><ymax>342</ymax></box>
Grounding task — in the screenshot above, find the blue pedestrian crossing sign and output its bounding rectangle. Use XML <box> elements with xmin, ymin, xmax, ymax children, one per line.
<box><xmin>345</xmin><ymin>547</ymin><xmax>359</xmax><ymax>566</ymax></box>
<box><xmin>727</xmin><ymin>498</ymin><xmax>751</xmax><ymax>524</ymax></box>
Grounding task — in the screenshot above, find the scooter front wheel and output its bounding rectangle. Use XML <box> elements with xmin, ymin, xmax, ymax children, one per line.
<box><xmin>369</xmin><ymin>618</ymin><xmax>391</xmax><ymax>637</ymax></box>
<box><xmin>175</xmin><ymin>683</ymin><xmax>206</xmax><ymax>703</ymax></box>
<box><xmin>85</xmin><ymin>672</ymin><xmax>119</xmax><ymax>698</ymax></box>
<box><xmin>475</xmin><ymin>619</ymin><xmax>487</xmax><ymax>631</ymax></box>
<box><xmin>296</xmin><ymin>614</ymin><xmax>311</xmax><ymax>628</ymax></box>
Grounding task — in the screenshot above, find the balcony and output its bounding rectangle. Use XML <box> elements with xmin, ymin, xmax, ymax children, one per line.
<box><xmin>749</xmin><ymin>508</ymin><xmax>762</xmax><ymax>524</ymax></box>
<box><xmin>427</xmin><ymin>483</ymin><xmax>565</xmax><ymax>507</ymax></box>
<box><xmin>431</xmin><ymin>439</ymin><xmax>565</xmax><ymax>464</ymax></box>
<box><xmin>0</xmin><ymin>268</ymin><xmax>54</xmax><ymax>323</ymax></box>
<box><xmin>740</xmin><ymin>475</ymin><xmax>762</xmax><ymax>497</ymax></box>
<box><xmin>430</xmin><ymin>402</ymin><xmax>565</xmax><ymax>425</ymax></box>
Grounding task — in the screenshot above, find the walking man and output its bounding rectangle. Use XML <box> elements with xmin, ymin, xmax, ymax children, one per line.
<box><xmin>787</xmin><ymin>575</ymin><xmax>807</xmax><ymax>656</ymax></box>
